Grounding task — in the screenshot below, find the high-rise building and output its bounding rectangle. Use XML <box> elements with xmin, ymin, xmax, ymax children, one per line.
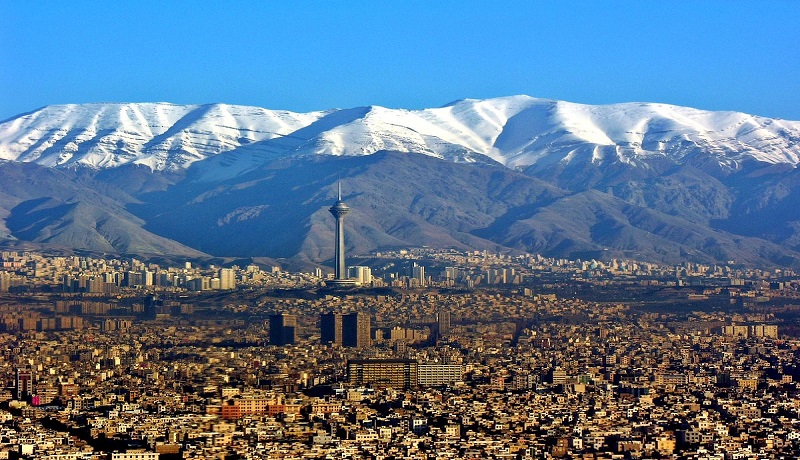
<box><xmin>219</xmin><ymin>268</ymin><xmax>236</xmax><ymax>290</ymax></box>
<box><xmin>348</xmin><ymin>266</ymin><xmax>372</xmax><ymax>285</ymax></box>
<box><xmin>342</xmin><ymin>312</ymin><xmax>371</xmax><ymax>348</ymax></box>
<box><xmin>322</xmin><ymin>312</ymin><xmax>370</xmax><ymax>348</ymax></box>
<box><xmin>269</xmin><ymin>313</ymin><xmax>297</xmax><ymax>346</ymax></box>
<box><xmin>412</xmin><ymin>263</ymin><xmax>425</xmax><ymax>286</ymax></box>
<box><xmin>15</xmin><ymin>368</ymin><xmax>32</xmax><ymax>400</ymax></box>
<box><xmin>327</xmin><ymin>182</ymin><xmax>357</xmax><ymax>287</ymax></box>
<box><xmin>437</xmin><ymin>309</ymin><xmax>451</xmax><ymax>337</ymax></box>
<box><xmin>320</xmin><ymin>313</ymin><xmax>343</xmax><ymax>345</ymax></box>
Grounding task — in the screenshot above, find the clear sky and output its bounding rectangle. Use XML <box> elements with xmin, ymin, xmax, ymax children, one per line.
<box><xmin>1</xmin><ymin>1</ymin><xmax>798</xmax><ymax>121</ymax></box>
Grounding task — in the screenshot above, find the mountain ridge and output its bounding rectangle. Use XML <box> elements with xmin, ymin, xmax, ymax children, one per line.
<box><xmin>3</xmin><ymin>96</ymin><xmax>798</xmax><ymax>177</ymax></box>
<box><xmin>2</xmin><ymin>96</ymin><xmax>800</xmax><ymax>268</ymax></box>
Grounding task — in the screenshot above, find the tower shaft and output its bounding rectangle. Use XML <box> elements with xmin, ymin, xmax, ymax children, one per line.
<box><xmin>334</xmin><ymin>213</ymin><xmax>346</xmax><ymax>279</ymax></box>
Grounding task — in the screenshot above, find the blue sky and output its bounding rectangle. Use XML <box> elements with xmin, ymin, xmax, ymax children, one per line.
<box><xmin>1</xmin><ymin>1</ymin><xmax>798</xmax><ymax>120</ymax></box>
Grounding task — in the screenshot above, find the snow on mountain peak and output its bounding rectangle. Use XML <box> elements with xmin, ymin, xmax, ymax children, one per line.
<box><xmin>0</xmin><ymin>102</ymin><xmax>327</xmax><ymax>171</ymax></box>
<box><xmin>1</xmin><ymin>97</ymin><xmax>799</xmax><ymax>176</ymax></box>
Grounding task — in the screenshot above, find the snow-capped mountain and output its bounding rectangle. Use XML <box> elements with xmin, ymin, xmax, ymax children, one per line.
<box><xmin>3</xmin><ymin>96</ymin><xmax>800</xmax><ymax>268</ymax></box>
<box><xmin>0</xmin><ymin>102</ymin><xmax>329</xmax><ymax>171</ymax></box>
<box><xmin>2</xmin><ymin>96</ymin><xmax>799</xmax><ymax>176</ymax></box>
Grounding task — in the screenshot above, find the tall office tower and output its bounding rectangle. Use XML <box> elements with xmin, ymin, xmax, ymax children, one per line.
<box><xmin>269</xmin><ymin>313</ymin><xmax>297</xmax><ymax>346</ymax></box>
<box><xmin>412</xmin><ymin>263</ymin><xmax>426</xmax><ymax>286</ymax></box>
<box><xmin>219</xmin><ymin>268</ymin><xmax>236</xmax><ymax>290</ymax></box>
<box><xmin>320</xmin><ymin>312</ymin><xmax>344</xmax><ymax>345</ymax></box>
<box><xmin>342</xmin><ymin>312</ymin><xmax>371</xmax><ymax>348</ymax></box>
<box><xmin>15</xmin><ymin>367</ymin><xmax>32</xmax><ymax>399</ymax></box>
<box><xmin>327</xmin><ymin>182</ymin><xmax>357</xmax><ymax>287</ymax></box>
<box><xmin>347</xmin><ymin>266</ymin><xmax>372</xmax><ymax>285</ymax></box>
<box><xmin>437</xmin><ymin>309</ymin><xmax>451</xmax><ymax>337</ymax></box>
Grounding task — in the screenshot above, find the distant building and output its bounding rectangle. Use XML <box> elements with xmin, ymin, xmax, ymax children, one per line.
<box><xmin>219</xmin><ymin>268</ymin><xmax>236</xmax><ymax>290</ymax></box>
<box><xmin>720</xmin><ymin>324</ymin><xmax>778</xmax><ymax>338</ymax></box>
<box><xmin>437</xmin><ymin>309</ymin><xmax>451</xmax><ymax>336</ymax></box>
<box><xmin>320</xmin><ymin>313</ymin><xmax>343</xmax><ymax>345</ymax></box>
<box><xmin>0</xmin><ymin>271</ymin><xmax>13</xmax><ymax>292</ymax></box>
<box><xmin>321</xmin><ymin>312</ymin><xmax>370</xmax><ymax>348</ymax></box>
<box><xmin>750</xmin><ymin>324</ymin><xmax>778</xmax><ymax>338</ymax></box>
<box><xmin>269</xmin><ymin>313</ymin><xmax>297</xmax><ymax>346</ymax></box>
<box><xmin>418</xmin><ymin>363</ymin><xmax>462</xmax><ymax>387</ymax></box>
<box><xmin>15</xmin><ymin>368</ymin><xmax>32</xmax><ymax>400</ymax></box>
<box><xmin>347</xmin><ymin>266</ymin><xmax>372</xmax><ymax>285</ymax></box>
<box><xmin>342</xmin><ymin>312</ymin><xmax>371</xmax><ymax>348</ymax></box>
<box><xmin>348</xmin><ymin>359</ymin><xmax>418</xmax><ymax>389</ymax></box>
<box><xmin>412</xmin><ymin>263</ymin><xmax>425</xmax><ymax>286</ymax></box>
<box><xmin>109</xmin><ymin>452</ymin><xmax>160</xmax><ymax>460</ymax></box>
<box><xmin>185</xmin><ymin>277</ymin><xmax>211</xmax><ymax>291</ymax></box>
<box><xmin>550</xmin><ymin>368</ymin><xmax>567</xmax><ymax>385</ymax></box>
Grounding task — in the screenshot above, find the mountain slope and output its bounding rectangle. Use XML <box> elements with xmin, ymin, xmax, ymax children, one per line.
<box><xmin>477</xmin><ymin>188</ymin><xmax>797</xmax><ymax>266</ymax></box>
<box><xmin>131</xmin><ymin>152</ymin><xmax>562</xmax><ymax>261</ymax></box>
<box><xmin>123</xmin><ymin>152</ymin><xmax>800</xmax><ymax>267</ymax></box>
<box><xmin>0</xmin><ymin>161</ymin><xmax>206</xmax><ymax>257</ymax></box>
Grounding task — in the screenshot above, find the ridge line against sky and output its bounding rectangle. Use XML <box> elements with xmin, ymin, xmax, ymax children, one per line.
<box><xmin>1</xmin><ymin>1</ymin><xmax>798</xmax><ymax>121</ymax></box>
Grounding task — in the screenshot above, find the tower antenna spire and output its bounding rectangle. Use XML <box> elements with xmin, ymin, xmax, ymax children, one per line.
<box><xmin>338</xmin><ymin>179</ymin><xmax>342</xmax><ymax>201</ymax></box>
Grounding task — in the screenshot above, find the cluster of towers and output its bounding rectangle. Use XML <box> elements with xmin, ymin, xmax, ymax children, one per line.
<box><xmin>321</xmin><ymin>312</ymin><xmax>371</xmax><ymax>347</ymax></box>
<box><xmin>268</xmin><ymin>312</ymin><xmax>371</xmax><ymax>348</ymax></box>
<box><xmin>269</xmin><ymin>182</ymin><xmax>374</xmax><ymax>347</ymax></box>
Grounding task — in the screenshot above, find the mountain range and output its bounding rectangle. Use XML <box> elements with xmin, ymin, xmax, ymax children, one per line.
<box><xmin>2</xmin><ymin>95</ymin><xmax>800</xmax><ymax>268</ymax></box>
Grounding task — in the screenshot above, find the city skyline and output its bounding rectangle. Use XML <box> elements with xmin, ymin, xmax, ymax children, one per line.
<box><xmin>0</xmin><ymin>248</ymin><xmax>796</xmax><ymax>458</ymax></box>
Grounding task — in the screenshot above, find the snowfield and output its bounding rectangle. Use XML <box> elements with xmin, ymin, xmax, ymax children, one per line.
<box><xmin>1</xmin><ymin>96</ymin><xmax>799</xmax><ymax>177</ymax></box>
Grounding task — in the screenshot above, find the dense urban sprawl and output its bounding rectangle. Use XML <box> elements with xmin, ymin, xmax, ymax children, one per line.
<box><xmin>1</xmin><ymin>250</ymin><xmax>800</xmax><ymax>459</ymax></box>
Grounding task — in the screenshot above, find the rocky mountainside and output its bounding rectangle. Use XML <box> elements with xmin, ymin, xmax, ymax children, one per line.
<box><xmin>0</xmin><ymin>161</ymin><xmax>205</xmax><ymax>258</ymax></box>
<box><xmin>1</xmin><ymin>96</ymin><xmax>800</xmax><ymax>267</ymax></box>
